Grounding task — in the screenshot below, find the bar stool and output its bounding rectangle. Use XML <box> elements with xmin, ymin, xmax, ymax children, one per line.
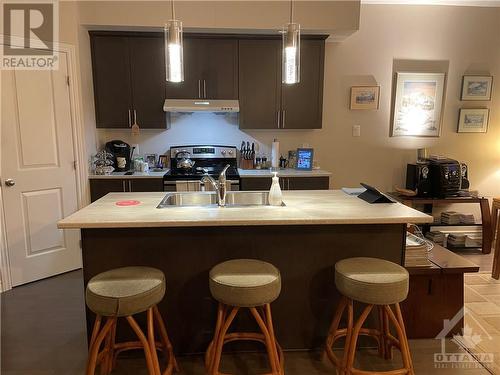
<box><xmin>324</xmin><ymin>257</ymin><xmax>413</xmax><ymax>375</ymax></box>
<box><xmin>85</xmin><ymin>266</ymin><xmax>177</xmax><ymax>375</ymax></box>
<box><xmin>205</xmin><ymin>259</ymin><xmax>284</xmax><ymax>375</ymax></box>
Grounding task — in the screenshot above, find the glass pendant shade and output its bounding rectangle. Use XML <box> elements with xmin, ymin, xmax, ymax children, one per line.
<box><xmin>164</xmin><ymin>19</ymin><xmax>184</xmax><ymax>83</ymax></box>
<box><xmin>282</xmin><ymin>22</ymin><xmax>300</xmax><ymax>84</ymax></box>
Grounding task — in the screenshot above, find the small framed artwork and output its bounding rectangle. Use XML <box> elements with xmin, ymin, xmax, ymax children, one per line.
<box><xmin>296</xmin><ymin>148</ymin><xmax>314</xmax><ymax>171</ymax></box>
<box><xmin>350</xmin><ymin>86</ymin><xmax>380</xmax><ymax>110</ymax></box>
<box><xmin>391</xmin><ymin>72</ymin><xmax>446</xmax><ymax>137</ymax></box>
<box><xmin>461</xmin><ymin>75</ymin><xmax>493</xmax><ymax>101</ymax></box>
<box><xmin>158</xmin><ymin>155</ymin><xmax>169</xmax><ymax>168</ymax></box>
<box><xmin>457</xmin><ymin>108</ymin><xmax>489</xmax><ymax>133</ymax></box>
<box><xmin>144</xmin><ymin>153</ymin><xmax>158</xmax><ymax>168</ymax></box>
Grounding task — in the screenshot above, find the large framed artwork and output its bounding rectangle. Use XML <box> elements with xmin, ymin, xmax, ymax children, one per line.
<box><xmin>461</xmin><ymin>75</ymin><xmax>493</xmax><ymax>101</ymax></box>
<box><xmin>391</xmin><ymin>72</ymin><xmax>446</xmax><ymax>137</ymax></box>
<box><xmin>457</xmin><ymin>108</ymin><xmax>489</xmax><ymax>133</ymax></box>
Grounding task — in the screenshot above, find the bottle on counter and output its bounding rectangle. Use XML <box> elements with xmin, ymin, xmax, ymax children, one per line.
<box><xmin>268</xmin><ymin>172</ymin><xmax>283</xmax><ymax>206</ymax></box>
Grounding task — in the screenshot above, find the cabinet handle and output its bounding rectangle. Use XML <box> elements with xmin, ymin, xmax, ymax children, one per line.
<box><xmin>129</xmin><ymin>180</ymin><xmax>132</xmax><ymax>192</ymax></box>
<box><xmin>276</xmin><ymin>110</ymin><xmax>281</xmax><ymax>129</ymax></box>
<box><xmin>282</xmin><ymin>110</ymin><xmax>286</xmax><ymax>129</ymax></box>
<box><xmin>128</xmin><ymin>109</ymin><xmax>132</xmax><ymax>127</ymax></box>
<box><xmin>122</xmin><ymin>180</ymin><xmax>126</xmax><ymax>192</ymax></box>
<box><xmin>198</xmin><ymin>80</ymin><xmax>201</xmax><ymax>98</ymax></box>
<box><xmin>287</xmin><ymin>178</ymin><xmax>290</xmax><ymax>190</ymax></box>
<box><xmin>203</xmin><ymin>80</ymin><xmax>207</xmax><ymax>98</ymax></box>
<box><xmin>133</xmin><ymin>109</ymin><xmax>137</xmax><ymax>125</ymax></box>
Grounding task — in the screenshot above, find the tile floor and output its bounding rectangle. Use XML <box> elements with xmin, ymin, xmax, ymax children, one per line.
<box><xmin>462</xmin><ymin>272</ymin><xmax>500</xmax><ymax>375</ymax></box>
<box><xmin>1</xmin><ymin>270</ymin><xmax>492</xmax><ymax>374</ymax></box>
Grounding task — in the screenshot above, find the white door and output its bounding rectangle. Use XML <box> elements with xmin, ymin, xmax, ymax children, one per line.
<box><xmin>1</xmin><ymin>50</ymin><xmax>82</xmax><ymax>287</ymax></box>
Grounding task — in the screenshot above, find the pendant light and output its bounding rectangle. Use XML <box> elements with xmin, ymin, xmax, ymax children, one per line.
<box><xmin>165</xmin><ymin>0</ymin><xmax>184</xmax><ymax>82</ymax></box>
<box><xmin>282</xmin><ymin>0</ymin><xmax>300</xmax><ymax>84</ymax></box>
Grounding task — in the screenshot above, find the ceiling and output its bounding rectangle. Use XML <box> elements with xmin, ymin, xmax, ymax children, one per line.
<box><xmin>361</xmin><ymin>0</ymin><xmax>500</xmax><ymax>6</ymax></box>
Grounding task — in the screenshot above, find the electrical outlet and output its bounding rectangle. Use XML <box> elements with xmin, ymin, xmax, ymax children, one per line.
<box><xmin>352</xmin><ymin>125</ymin><xmax>361</xmax><ymax>137</ymax></box>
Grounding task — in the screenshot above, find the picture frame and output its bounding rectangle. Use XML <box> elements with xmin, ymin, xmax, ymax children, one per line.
<box><xmin>457</xmin><ymin>108</ymin><xmax>489</xmax><ymax>133</ymax></box>
<box><xmin>158</xmin><ymin>154</ymin><xmax>169</xmax><ymax>168</ymax></box>
<box><xmin>295</xmin><ymin>148</ymin><xmax>314</xmax><ymax>171</ymax></box>
<box><xmin>391</xmin><ymin>72</ymin><xmax>446</xmax><ymax>137</ymax></box>
<box><xmin>461</xmin><ymin>75</ymin><xmax>493</xmax><ymax>101</ymax></box>
<box><xmin>350</xmin><ymin>86</ymin><xmax>380</xmax><ymax>110</ymax></box>
<box><xmin>144</xmin><ymin>153</ymin><xmax>158</xmax><ymax>168</ymax></box>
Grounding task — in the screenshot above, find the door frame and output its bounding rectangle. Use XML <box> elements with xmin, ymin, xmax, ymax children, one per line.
<box><xmin>0</xmin><ymin>38</ymin><xmax>88</xmax><ymax>292</ymax></box>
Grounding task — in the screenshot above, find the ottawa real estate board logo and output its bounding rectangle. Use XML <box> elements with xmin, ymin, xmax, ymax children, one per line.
<box><xmin>1</xmin><ymin>0</ymin><xmax>59</xmax><ymax>70</ymax></box>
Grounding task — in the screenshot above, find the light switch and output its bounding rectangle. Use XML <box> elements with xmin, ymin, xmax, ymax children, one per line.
<box><xmin>352</xmin><ymin>125</ymin><xmax>361</xmax><ymax>137</ymax></box>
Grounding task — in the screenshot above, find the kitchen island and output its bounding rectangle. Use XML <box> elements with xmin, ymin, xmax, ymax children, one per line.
<box><xmin>59</xmin><ymin>190</ymin><xmax>431</xmax><ymax>353</ymax></box>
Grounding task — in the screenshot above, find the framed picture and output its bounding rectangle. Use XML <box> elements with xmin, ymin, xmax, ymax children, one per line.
<box><xmin>391</xmin><ymin>72</ymin><xmax>446</xmax><ymax>137</ymax></box>
<box><xmin>158</xmin><ymin>154</ymin><xmax>169</xmax><ymax>168</ymax></box>
<box><xmin>457</xmin><ymin>108</ymin><xmax>489</xmax><ymax>133</ymax></box>
<box><xmin>144</xmin><ymin>153</ymin><xmax>158</xmax><ymax>168</ymax></box>
<box><xmin>461</xmin><ymin>75</ymin><xmax>493</xmax><ymax>101</ymax></box>
<box><xmin>295</xmin><ymin>148</ymin><xmax>314</xmax><ymax>171</ymax></box>
<box><xmin>350</xmin><ymin>86</ymin><xmax>380</xmax><ymax>110</ymax></box>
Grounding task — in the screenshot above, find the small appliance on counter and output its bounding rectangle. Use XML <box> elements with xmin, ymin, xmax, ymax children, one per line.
<box><xmin>105</xmin><ymin>140</ymin><xmax>132</xmax><ymax>172</ymax></box>
<box><xmin>406</xmin><ymin>156</ymin><xmax>469</xmax><ymax>198</ymax></box>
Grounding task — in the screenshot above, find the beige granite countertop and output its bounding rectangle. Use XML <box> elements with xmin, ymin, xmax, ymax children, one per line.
<box><xmin>238</xmin><ymin>168</ymin><xmax>332</xmax><ymax>177</ymax></box>
<box><xmin>89</xmin><ymin>171</ymin><xmax>168</xmax><ymax>179</ymax></box>
<box><xmin>58</xmin><ymin>190</ymin><xmax>432</xmax><ymax>229</ymax></box>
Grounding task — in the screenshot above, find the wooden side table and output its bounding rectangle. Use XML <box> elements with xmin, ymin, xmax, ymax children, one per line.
<box><xmin>491</xmin><ymin>198</ymin><xmax>500</xmax><ymax>279</ymax></box>
<box><xmin>388</xmin><ymin>194</ymin><xmax>492</xmax><ymax>255</ymax></box>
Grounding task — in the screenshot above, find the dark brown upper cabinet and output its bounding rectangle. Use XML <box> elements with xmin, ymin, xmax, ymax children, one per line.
<box><xmin>239</xmin><ymin>36</ymin><xmax>325</xmax><ymax>130</ymax></box>
<box><xmin>165</xmin><ymin>36</ymin><xmax>238</xmax><ymax>100</ymax></box>
<box><xmin>90</xmin><ymin>31</ymin><xmax>167</xmax><ymax>129</ymax></box>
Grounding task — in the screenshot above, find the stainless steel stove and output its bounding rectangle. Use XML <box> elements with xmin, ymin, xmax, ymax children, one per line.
<box><xmin>164</xmin><ymin>145</ymin><xmax>240</xmax><ymax>191</ymax></box>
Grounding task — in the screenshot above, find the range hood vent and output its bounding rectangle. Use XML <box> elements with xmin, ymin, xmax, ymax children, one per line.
<box><xmin>163</xmin><ymin>99</ymin><xmax>239</xmax><ymax>113</ymax></box>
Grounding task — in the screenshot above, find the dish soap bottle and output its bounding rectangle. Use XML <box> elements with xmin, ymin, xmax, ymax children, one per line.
<box><xmin>268</xmin><ymin>172</ymin><xmax>283</xmax><ymax>206</ymax></box>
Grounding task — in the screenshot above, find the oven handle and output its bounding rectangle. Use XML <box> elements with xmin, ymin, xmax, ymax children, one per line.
<box><xmin>164</xmin><ymin>180</ymin><xmax>240</xmax><ymax>185</ymax></box>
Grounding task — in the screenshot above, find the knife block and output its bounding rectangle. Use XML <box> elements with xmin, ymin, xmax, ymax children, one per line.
<box><xmin>239</xmin><ymin>158</ymin><xmax>254</xmax><ymax>170</ymax></box>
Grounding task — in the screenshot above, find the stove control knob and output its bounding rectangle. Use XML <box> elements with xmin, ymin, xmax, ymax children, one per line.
<box><xmin>221</xmin><ymin>150</ymin><xmax>226</xmax><ymax>156</ymax></box>
<box><xmin>228</xmin><ymin>150</ymin><xmax>233</xmax><ymax>155</ymax></box>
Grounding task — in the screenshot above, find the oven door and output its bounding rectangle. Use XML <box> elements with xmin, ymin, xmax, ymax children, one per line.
<box><xmin>164</xmin><ymin>180</ymin><xmax>240</xmax><ymax>192</ymax></box>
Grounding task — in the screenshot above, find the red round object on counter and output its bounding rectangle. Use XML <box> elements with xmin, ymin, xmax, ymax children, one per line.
<box><xmin>115</xmin><ymin>200</ymin><xmax>141</xmax><ymax>206</ymax></box>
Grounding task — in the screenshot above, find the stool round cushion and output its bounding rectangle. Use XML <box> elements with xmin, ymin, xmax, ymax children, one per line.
<box><xmin>209</xmin><ymin>259</ymin><xmax>281</xmax><ymax>307</ymax></box>
<box><xmin>335</xmin><ymin>257</ymin><xmax>409</xmax><ymax>305</ymax></box>
<box><xmin>86</xmin><ymin>267</ymin><xmax>165</xmax><ymax>317</ymax></box>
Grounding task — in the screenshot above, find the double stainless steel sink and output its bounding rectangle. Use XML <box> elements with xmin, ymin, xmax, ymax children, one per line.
<box><xmin>157</xmin><ymin>191</ymin><xmax>285</xmax><ymax>208</ymax></box>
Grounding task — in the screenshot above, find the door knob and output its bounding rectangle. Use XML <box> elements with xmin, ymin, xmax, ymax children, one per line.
<box><xmin>4</xmin><ymin>179</ymin><xmax>15</xmax><ymax>187</ymax></box>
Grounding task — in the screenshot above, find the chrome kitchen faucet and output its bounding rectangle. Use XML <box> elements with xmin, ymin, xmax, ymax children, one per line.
<box><xmin>201</xmin><ymin>164</ymin><xmax>231</xmax><ymax>207</ymax></box>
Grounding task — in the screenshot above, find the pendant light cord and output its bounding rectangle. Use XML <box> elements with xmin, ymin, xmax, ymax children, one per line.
<box><xmin>171</xmin><ymin>0</ymin><xmax>176</xmax><ymax>20</ymax></box>
<box><xmin>289</xmin><ymin>0</ymin><xmax>294</xmax><ymax>23</ymax></box>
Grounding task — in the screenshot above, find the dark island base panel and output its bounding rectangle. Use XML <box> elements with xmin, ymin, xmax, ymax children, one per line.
<box><xmin>81</xmin><ymin>224</ymin><xmax>406</xmax><ymax>354</ymax></box>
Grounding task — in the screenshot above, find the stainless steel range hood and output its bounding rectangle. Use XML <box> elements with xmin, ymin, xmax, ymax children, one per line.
<box><xmin>163</xmin><ymin>99</ymin><xmax>239</xmax><ymax>113</ymax></box>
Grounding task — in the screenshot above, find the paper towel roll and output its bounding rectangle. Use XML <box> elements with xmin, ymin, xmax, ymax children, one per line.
<box><xmin>271</xmin><ymin>139</ymin><xmax>279</xmax><ymax>169</ymax></box>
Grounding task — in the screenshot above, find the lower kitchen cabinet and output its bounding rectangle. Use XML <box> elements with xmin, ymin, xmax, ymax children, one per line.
<box><xmin>240</xmin><ymin>176</ymin><xmax>329</xmax><ymax>191</ymax></box>
<box><xmin>90</xmin><ymin>178</ymin><xmax>164</xmax><ymax>202</ymax></box>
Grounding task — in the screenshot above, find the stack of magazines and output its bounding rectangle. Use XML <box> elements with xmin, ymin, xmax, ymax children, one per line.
<box><xmin>405</xmin><ymin>232</ymin><xmax>432</xmax><ymax>267</ymax></box>
<box><xmin>441</xmin><ymin>211</ymin><xmax>462</xmax><ymax>225</ymax></box>
<box><xmin>425</xmin><ymin>231</ymin><xmax>445</xmax><ymax>245</ymax></box>
<box><xmin>447</xmin><ymin>233</ymin><xmax>467</xmax><ymax>247</ymax></box>
<box><xmin>460</xmin><ymin>213</ymin><xmax>476</xmax><ymax>225</ymax></box>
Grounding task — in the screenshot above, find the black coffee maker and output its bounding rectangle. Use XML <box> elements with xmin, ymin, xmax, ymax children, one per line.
<box><xmin>105</xmin><ymin>140</ymin><xmax>131</xmax><ymax>172</ymax></box>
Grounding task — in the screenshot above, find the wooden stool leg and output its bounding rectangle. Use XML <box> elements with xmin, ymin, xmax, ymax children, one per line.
<box><xmin>377</xmin><ymin>306</ymin><xmax>386</xmax><ymax>359</ymax></box>
<box><xmin>101</xmin><ymin>318</ymin><xmax>117</xmax><ymax>375</ymax></box>
<box><xmin>153</xmin><ymin>305</ymin><xmax>179</xmax><ymax>374</ymax></box>
<box><xmin>324</xmin><ymin>296</ymin><xmax>348</xmax><ymax>357</ymax></box>
<box><xmin>264</xmin><ymin>303</ymin><xmax>283</xmax><ymax>375</ymax></box>
<box><xmin>395</xmin><ymin>304</ymin><xmax>414</xmax><ymax>375</ymax></box>
<box><xmin>345</xmin><ymin>304</ymin><xmax>373</xmax><ymax>373</ymax></box>
<box><xmin>126</xmin><ymin>315</ymin><xmax>158</xmax><ymax>375</ymax></box>
<box><xmin>250</xmin><ymin>307</ymin><xmax>280</xmax><ymax>375</ymax></box>
<box><xmin>210</xmin><ymin>306</ymin><xmax>239</xmax><ymax>375</ymax></box>
<box><xmin>205</xmin><ymin>303</ymin><xmax>226</xmax><ymax>372</ymax></box>
<box><xmin>147</xmin><ymin>308</ymin><xmax>162</xmax><ymax>375</ymax></box>
<box><xmin>381</xmin><ymin>306</ymin><xmax>392</xmax><ymax>360</ymax></box>
<box><xmin>86</xmin><ymin>318</ymin><xmax>114</xmax><ymax>375</ymax></box>
<box><xmin>385</xmin><ymin>305</ymin><xmax>412</xmax><ymax>375</ymax></box>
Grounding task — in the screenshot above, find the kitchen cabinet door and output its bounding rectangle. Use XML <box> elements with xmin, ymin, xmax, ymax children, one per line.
<box><xmin>90</xmin><ymin>34</ymin><xmax>133</xmax><ymax>128</ymax></box>
<box><xmin>129</xmin><ymin>178</ymin><xmax>164</xmax><ymax>192</ymax></box>
<box><xmin>238</xmin><ymin>39</ymin><xmax>281</xmax><ymax>130</ymax></box>
<box><xmin>90</xmin><ymin>179</ymin><xmax>126</xmax><ymax>202</ymax></box>
<box><xmin>129</xmin><ymin>35</ymin><xmax>166</xmax><ymax>128</ymax></box>
<box><xmin>165</xmin><ymin>37</ymin><xmax>204</xmax><ymax>99</ymax></box>
<box><xmin>281</xmin><ymin>39</ymin><xmax>325</xmax><ymax>129</ymax></box>
<box><xmin>240</xmin><ymin>177</ymin><xmax>272</xmax><ymax>191</ymax></box>
<box><xmin>287</xmin><ymin>176</ymin><xmax>330</xmax><ymax>190</ymax></box>
<box><xmin>202</xmin><ymin>38</ymin><xmax>238</xmax><ymax>99</ymax></box>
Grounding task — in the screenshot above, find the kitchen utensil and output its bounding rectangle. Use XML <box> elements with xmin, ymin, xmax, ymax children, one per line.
<box><xmin>175</xmin><ymin>150</ymin><xmax>196</xmax><ymax>170</ymax></box>
<box><xmin>131</xmin><ymin>110</ymin><xmax>140</xmax><ymax>136</ymax></box>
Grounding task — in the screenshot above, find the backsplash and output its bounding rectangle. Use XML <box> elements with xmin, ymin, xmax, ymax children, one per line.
<box><xmin>96</xmin><ymin>112</ymin><xmax>271</xmax><ymax>158</ymax></box>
